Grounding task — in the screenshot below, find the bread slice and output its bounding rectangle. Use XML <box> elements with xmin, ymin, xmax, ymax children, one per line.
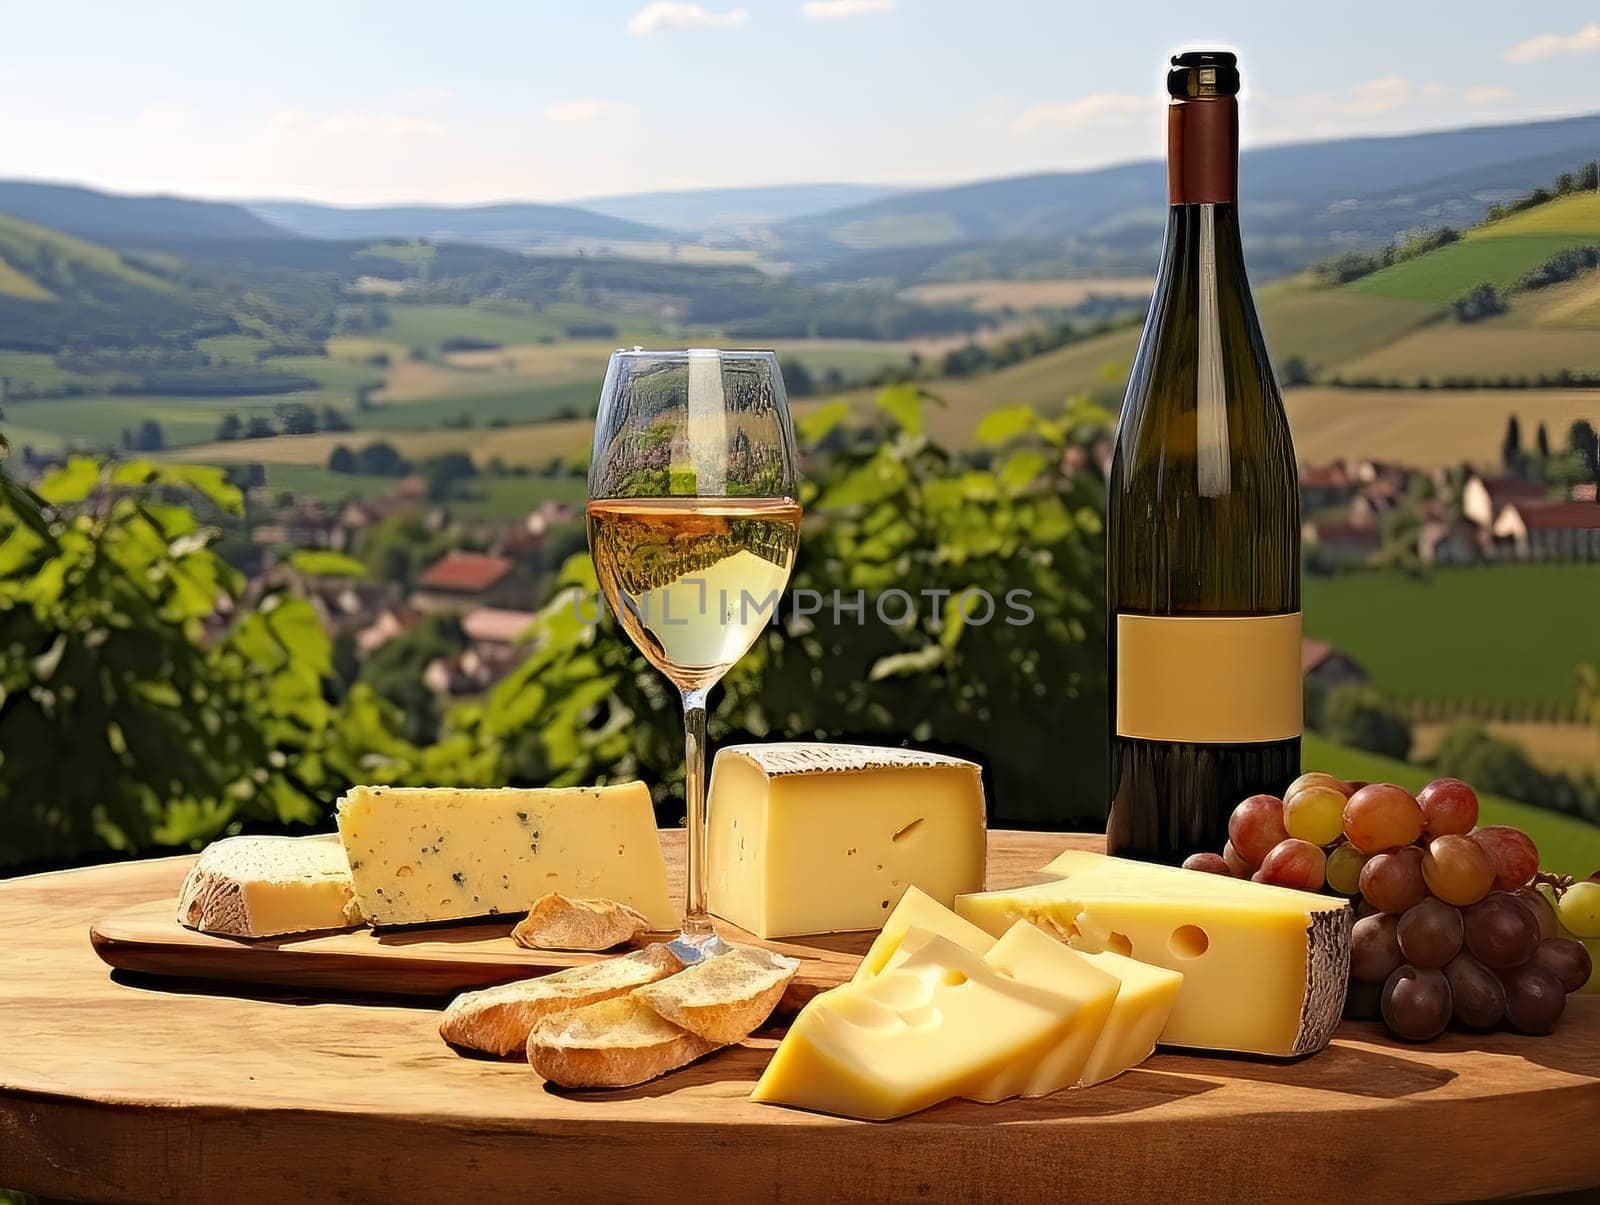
<box><xmin>439</xmin><ymin>944</ymin><xmax>682</xmax><ymax>1057</ymax></box>
<box><xmin>633</xmin><ymin>946</ymin><xmax>799</xmax><ymax>1045</ymax></box>
<box><xmin>512</xmin><ymin>892</ymin><xmax>651</xmax><ymax>952</ymax></box>
<box><xmin>527</xmin><ymin>994</ymin><xmax>718</xmax><ymax>1088</ymax></box>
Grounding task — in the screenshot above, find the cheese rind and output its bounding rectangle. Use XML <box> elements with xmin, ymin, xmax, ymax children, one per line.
<box><xmin>707</xmin><ymin>743</ymin><xmax>986</xmax><ymax>939</ymax></box>
<box><xmin>336</xmin><ymin>783</ymin><xmax>675</xmax><ymax>929</ymax></box>
<box><xmin>176</xmin><ymin>836</ymin><xmax>362</xmax><ymax>937</ymax></box>
<box><xmin>957</xmin><ymin>851</ymin><xmax>1351</xmax><ymax>1058</ymax></box>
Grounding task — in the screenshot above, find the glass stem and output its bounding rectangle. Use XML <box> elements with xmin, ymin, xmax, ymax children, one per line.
<box><xmin>680</xmin><ymin>687</ymin><xmax>713</xmax><ymax>937</ymax></box>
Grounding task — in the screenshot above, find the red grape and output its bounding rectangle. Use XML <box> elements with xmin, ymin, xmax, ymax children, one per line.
<box><xmin>1514</xmin><ymin>887</ymin><xmax>1558</xmax><ymax>941</ymax></box>
<box><xmin>1416</xmin><ymin>777</ymin><xmax>1479</xmax><ymax>837</ymax></box>
<box><xmin>1443</xmin><ymin>953</ymin><xmax>1505</xmax><ymax>1029</ymax></box>
<box><xmin>1501</xmin><ymin>962</ymin><xmax>1566</xmax><ymax>1035</ymax></box>
<box><xmin>1396</xmin><ymin>898</ymin><xmax>1464</xmax><ymax>969</ymax></box>
<box><xmin>1343</xmin><ymin>979</ymin><xmax>1383</xmax><ymax>1021</ymax></box>
<box><xmin>1421</xmin><ymin>834</ymin><xmax>1494</xmax><ymax>907</ymax></box>
<box><xmin>1470</xmin><ymin>825</ymin><xmax>1539</xmax><ymax>892</ymax></box>
<box><xmin>1381</xmin><ymin>965</ymin><xmax>1452</xmax><ymax>1042</ymax></box>
<box><xmin>1229</xmin><ymin>795</ymin><xmax>1288</xmax><ymax>866</ymax></box>
<box><xmin>1182</xmin><ymin>852</ymin><xmax>1231</xmax><ymax>876</ymax></box>
<box><xmin>1351</xmin><ymin>913</ymin><xmax>1404</xmax><ymax>983</ymax></box>
<box><xmin>1359</xmin><ymin>846</ymin><xmax>1427</xmax><ymax>914</ymax></box>
<box><xmin>1463</xmin><ymin>892</ymin><xmax>1541</xmax><ymax>970</ymax></box>
<box><xmin>1222</xmin><ymin>841</ymin><xmax>1252</xmax><ymax>878</ymax></box>
<box><xmin>1257</xmin><ymin>839</ymin><xmax>1327</xmax><ymax>891</ymax></box>
<box><xmin>1342</xmin><ymin>784</ymin><xmax>1424</xmax><ymax>854</ymax></box>
<box><xmin>1533</xmin><ymin>938</ymin><xmax>1592</xmax><ymax>994</ymax></box>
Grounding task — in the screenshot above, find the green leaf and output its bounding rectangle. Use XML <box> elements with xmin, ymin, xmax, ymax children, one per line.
<box><xmin>973</xmin><ymin>406</ymin><xmax>1038</xmax><ymax>447</ymax></box>
<box><xmin>797</xmin><ymin>400</ymin><xmax>849</xmax><ymax>446</ymax></box>
<box><xmin>288</xmin><ymin>550</ymin><xmax>368</xmax><ymax>578</ymax></box>
<box><xmin>876</xmin><ymin>385</ymin><xmax>924</xmax><ymax>438</ymax></box>
<box><xmin>869</xmin><ymin>644</ymin><xmax>946</xmax><ymax>681</ymax></box>
<box><xmin>999</xmin><ymin>449</ymin><xmax>1049</xmax><ymax>492</ymax></box>
<box><xmin>816</xmin><ymin>451</ymin><xmax>909</xmax><ymax>510</ymax></box>
<box><xmin>36</xmin><ymin>459</ymin><xmax>102</xmax><ymax>507</ymax></box>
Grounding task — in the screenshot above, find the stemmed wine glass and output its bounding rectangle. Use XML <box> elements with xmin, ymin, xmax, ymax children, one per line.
<box><xmin>587</xmin><ymin>349</ymin><xmax>800</xmax><ymax>960</ymax></box>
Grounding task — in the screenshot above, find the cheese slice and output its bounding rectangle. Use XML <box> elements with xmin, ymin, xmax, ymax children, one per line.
<box><xmin>957</xmin><ymin>851</ymin><xmax>1352</xmax><ymax>1058</ymax></box>
<box><xmin>1073</xmin><ymin>949</ymin><xmax>1183</xmax><ymax>1087</ymax></box>
<box><xmin>176</xmin><ymin>836</ymin><xmax>363</xmax><ymax>938</ymax></box>
<box><xmin>707</xmin><ymin>743</ymin><xmax>986</xmax><ymax>939</ymax></box>
<box><xmin>853</xmin><ymin>885</ymin><xmax>994</xmax><ymax>982</ymax></box>
<box><xmin>752</xmin><ymin>921</ymin><xmax>1108</xmax><ymax>1120</ymax></box>
<box><xmin>336</xmin><ymin>783</ymin><xmax>675</xmax><ymax>929</ymax></box>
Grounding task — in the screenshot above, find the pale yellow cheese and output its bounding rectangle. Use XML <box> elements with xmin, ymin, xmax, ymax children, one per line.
<box><xmin>706</xmin><ymin>743</ymin><xmax>986</xmax><ymax>939</ymax></box>
<box><xmin>752</xmin><ymin>921</ymin><xmax>1107</xmax><ymax>1120</ymax></box>
<box><xmin>176</xmin><ymin>836</ymin><xmax>362</xmax><ymax>937</ymax></box>
<box><xmin>852</xmin><ymin>885</ymin><xmax>994</xmax><ymax>982</ymax></box>
<box><xmin>957</xmin><ymin>851</ymin><xmax>1352</xmax><ymax>1058</ymax></box>
<box><xmin>1073</xmin><ymin>949</ymin><xmax>1183</xmax><ymax>1087</ymax></box>
<box><xmin>336</xmin><ymin>783</ymin><xmax>675</xmax><ymax>929</ymax></box>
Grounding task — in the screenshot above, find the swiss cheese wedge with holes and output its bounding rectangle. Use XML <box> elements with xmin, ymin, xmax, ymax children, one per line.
<box><xmin>957</xmin><ymin>851</ymin><xmax>1351</xmax><ymax>1058</ymax></box>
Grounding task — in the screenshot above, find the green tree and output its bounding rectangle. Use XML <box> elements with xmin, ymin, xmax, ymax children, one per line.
<box><xmin>357</xmin><ymin>615</ymin><xmax>464</xmax><ymax>745</ymax></box>
<box><xmin>216</xmin><ymin>413</ymin><xmax>242</xmax><ymax>442</ymax></box>
<box><xmin>328</xmin><ymin>445</ymin><xmax>358</xmax><ymax>475</ymax></box>
<box><xmin>1568</xmin><ymin>419</ymin><xmax>1599</xmax><ymax>478</ymax></box>
<box><xmin>1502</xmin><ymin>414</ymin><xmax>1523</xmax><ymax>472</ymax></box>
<box><xmin>421</xmin><ymin>451</ymin><xmax>478</xmax><ymax>502</ymax></box>
<box><xmin>356</xmin><ymin>441</ymin><xmax>410</xmax><ymax>477</ymax></box>
<box><xmin>0</xmin><ymin>459</ymin><xmax>340</xmax><ymax>868</ymax></box>
<box><xmin>1322</xmin><ymin>685</ymin><xmax>1412</xmax><ymax>760</ymax></box>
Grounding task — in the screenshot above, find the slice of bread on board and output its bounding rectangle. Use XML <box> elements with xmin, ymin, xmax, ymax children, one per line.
<box><xmin>512</xmin><ymin>892</ymin><xmax>652</xmax><ymax>952</ymax></box>
<box><xmin>526</xmin><ymin>994</ymin><xmax>718</xmax><ymax>1088</ymax></box>
<box><xmin>440</xmin><ymin>944</ymin><xmax>682</xmax><ymax>1057</ymax></box>
<box><xmin>633</xmin><ymin>947</ymin><xmax>799</xmax><ymax>1045</ymax></box>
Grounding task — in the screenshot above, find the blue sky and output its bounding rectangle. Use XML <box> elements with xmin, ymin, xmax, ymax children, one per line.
<box><xmin>2</xmin><ymin>1</ymin><xmax>1597</xmax><ymax>204</ymax></box>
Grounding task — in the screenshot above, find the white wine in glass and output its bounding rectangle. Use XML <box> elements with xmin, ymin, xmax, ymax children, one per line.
<box><xmin>587</xmin><ymin>349</ymin><xmax>800</xmax><ymax>959</ymax></box>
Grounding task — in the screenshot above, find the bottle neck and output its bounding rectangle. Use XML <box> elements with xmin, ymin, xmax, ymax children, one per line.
<box><xmin>1167</xmin><ymin>96</ymin><xmax>1237</xmax><ymax>205</ymax></box>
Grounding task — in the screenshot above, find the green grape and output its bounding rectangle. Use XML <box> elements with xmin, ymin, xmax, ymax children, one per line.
<box><xmin>1325</xmin><ymin>841</ymin><xmax>1368</xmax><ymax>896</ymax></box>
<box><xmin>1557</xmin><ymin>881</ymin><xmax>1600</xmax><ymax>939</ymax></box>
<box><xmin>1283</xmin><ymin>786</ymin><xmax>1346</xmax><ymax>847</ymax></box>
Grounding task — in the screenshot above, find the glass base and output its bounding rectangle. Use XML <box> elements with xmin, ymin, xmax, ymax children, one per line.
<box><xmin>666</xmin><ymin>928</ymin><xmax>733</xmax><ymax>964</ymax></box>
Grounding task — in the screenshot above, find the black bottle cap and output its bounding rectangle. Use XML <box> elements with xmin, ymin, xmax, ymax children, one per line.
<box><xmin>1167</xmin><ymin>50</ymin><xmax>1240</xmax><ymax>99</ymax></box>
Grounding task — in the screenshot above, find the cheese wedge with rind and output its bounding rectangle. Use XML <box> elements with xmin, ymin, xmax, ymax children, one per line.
<box><xmin>707</xmin><ymin>743</ymin><xmax>986</xmax><ymax>939</ymax></box>
<box><xmin>336</xmin><ymin>783</ymin><xmax>675</xmax><ymax>929</ymax></box>
<box><xmin>176</xmin><ymin>836</ymin><xmax>362</xmax><ymax>937</ymax></box>
<box><xmin>957</xmin><ymin>851</ymin><xmax>1351</xmax><ymax>1058</ymax></box>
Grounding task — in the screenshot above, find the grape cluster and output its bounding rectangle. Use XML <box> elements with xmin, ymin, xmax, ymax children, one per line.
<box><xmin>1183</xmin><ymin>773</ymin><xmax>1598</xmax><ymax>1042</ymax></box>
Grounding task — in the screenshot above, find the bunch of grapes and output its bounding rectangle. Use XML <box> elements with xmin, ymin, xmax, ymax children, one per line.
<box><xmin>1183</xmin><ymin>774</ymin><xmax>1598</xmax><ymax>1042</ymax></box>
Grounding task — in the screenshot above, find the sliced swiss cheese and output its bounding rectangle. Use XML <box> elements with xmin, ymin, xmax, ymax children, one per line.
<box><xmin>176</xmin><ymin>835</ymin><xmax>362</xmax><ymax>938</ymax></box>
<box><xmin>853</xmin><ymin>884</ymin><xmax>995</xmax><ymax>982</ymax></box>
<box><xmin>336</xmin><ymin>783</ymin><xmax>675</xmax><ymax>929</ymax></box>
<box><xmin>1073</xmin><ymin>949</ymin><xmax>1183</xmax><ymax>1087</ymax></box>
<box><xmin>707</xmin><ymin>743</ymin><xmax>986</xmax><ymax>939</ymax></box>
<box><xmin>957</xmin><ymin>850</ymin><xmax>1352</xmax><ymax>1058</ymax></box>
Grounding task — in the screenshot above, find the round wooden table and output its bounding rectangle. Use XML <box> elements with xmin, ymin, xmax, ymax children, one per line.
<box><xmin>3</xmin><ymin>833</ymin><xmax>1600</xmax><ymax>1204</ymax></box>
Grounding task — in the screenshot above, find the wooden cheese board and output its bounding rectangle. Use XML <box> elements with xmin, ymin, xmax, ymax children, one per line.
<box><xmin>89</xmin><ymin>828</ymin><xmax>1090</xmax><ymax>1004</ymax></box>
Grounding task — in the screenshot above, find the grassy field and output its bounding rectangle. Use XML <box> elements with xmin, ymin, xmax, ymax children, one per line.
<box><xmin>177</xmin><ymin>417</ymin><xmax>597</xmax><ymax>470</ymax></box>
<box><xmin>1413</xmin><ymin>721</ymin><xmax>1598</xmax><ymax>776</ymax></box>
<box><xmin>1303</xmin><ymin>564</ymin><xmax>1600</xmax><ymax>708</ymax></box>
<box><xmin>1259</xmin><ymin>285</ymin><xmax>1439</xmax><ymax>371</ymax></box>
<box><xmin>1305</xmin><ymin>734</ymin><xmax>1600</xmax><ymax>877</ymax></box>
<box><xmin>1284</xmin><ymin>386</ymin><xmax>1600</xmax><ymax>469</ymax></box>
<box><xmin>4</xmin><ymin>392</ymin><xmax>333</xmax><ymax>452</ymax></box>
<box><xmin>1478</xmin><ymin>191</ymin><xmax>1600</xmax><ymax>238</ymax></box>
<box><xmin>1337</xmin><ymin>325</ymin><xmax>1600</xmax><ymax>382</ymax></box>
<box><xmin>254</xmin><ymin>462</ymin><xmax>586</xmax><ymax>518</ymax></box>
<box><xmin>1351</xmin><ymin>235</ymin><xmax>1596</xmax><ymax>304</ymax></box>
<box><xmin>902</xmin><ymin>276</ymin><xmax>1153</xmax><ymax>312</ymax></box>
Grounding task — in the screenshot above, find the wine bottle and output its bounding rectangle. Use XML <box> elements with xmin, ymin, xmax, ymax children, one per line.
<box><xmin>1106</xmin><ymin>50</ymin><xmax>1301</xmax><ymax>865</ymax></box>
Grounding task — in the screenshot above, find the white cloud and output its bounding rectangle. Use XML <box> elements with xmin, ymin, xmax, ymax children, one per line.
<box><xmin>1344</xmin><ymin>76</ymin><xmax>1415</xmax><ymax>115</ymax></box>
<box><xmin>263</xmin><ymin>109</ymin><xmax>446</xmax><ymax>140</ymax></box>
<box><xmin>1013</xmin><ymin>92</ymin><xmax>1145</xmax><ymax>134</ymax></box>
<box><xmin>545</xmin><ymin>99</ymin><xmax>635</xmax><ymax>123</ymax></box>
<box><xmin>627</xmin><ymin>3</ymin><xmax>748</xmax><ymax>35</ymax></box>
<box><xmin>802</xmin><ymin>0</ymin><xmax>893</xmax><ymax>19</ymax></box>
<box><xmin>1503</xmin><ymin>22</ymin><xmax>1600</xmax><ymax>63</ymax></box>
<box><xmin>1464</xmin><ymin>85</ymin><xmax>1512</xmax><ymax>105</ymax></box>
<box><xmin>135</xmin><ymin>103</ymin><xmax>189</xmax><ymax>134</ymax></box>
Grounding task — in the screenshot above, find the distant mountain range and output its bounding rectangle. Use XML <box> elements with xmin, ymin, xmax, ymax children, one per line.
<box><xmin>246</xmin><ymin>200</ymin><xmax>668</xmax><ymax>247</ymax></box>
<box><xmin>1</xmin><ymin>110</ymin><xmax>1597</xmax><ymax>282</ymax></box>
<box><xmin>578</xmin><ymin>183</ymin><xmax>898</xmax><ymax>234</ymax></box>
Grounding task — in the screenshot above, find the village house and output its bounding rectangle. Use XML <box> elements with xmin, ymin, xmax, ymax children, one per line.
<box><xmin>1461</xmin><ymin>473</ymin><xmax>1546</xmax><ymax>530</ymax></box>
<box><xmin>1302</xmin><ymin>639</ymin><xmax>1367</xmax><ymax>693</ymax></box>
<box><xmin>1298</xmin><ymin>460</ymin><xmax>1357</xmax><ymax>511</ymax></box>
<box><xmin>1491</xmin><ymin>499</ymin><xmax>1600</xmax><ymax>561</ymax></box>
<box><xmin>411</xmin><ymin>550</ymin><xmax>528</xmax><ymax>612</ymax></box>
<box><xmin>1302</xmin><ymin>519</ymin><xmax>1382</xmax><ymax>568</ymax></box>
<box><xmin>1418</xmin><ymin>515</ymin><xmax>1480</xmax><ymax>566</ymax></box>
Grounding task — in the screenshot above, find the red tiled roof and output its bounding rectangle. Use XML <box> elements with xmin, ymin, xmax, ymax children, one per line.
<box><xmin>462</xmin><ymin>606</ymin><xmax>537</xmax><ymax>644</ymax></box>
<box><xmin>1515</xmin><ymin>501</ymin><xmax>1600</xmax><ymax>531</ymax></box>
<box><xmin>1482</xmin><ymin>476</ymin><xmax>1547</xmax><ymax>505</ymax></box>
<box><xmin>1299</xmin><ymin>462</ymin><xmax>1350</xmax><ymax>488</ymax></box>
<box><xmin>418</xmin><ymin>551</ymin><xmax>513</xmax><ymax>593</ymax></box>
<box><xmin>1311</xmin><ymin>520</ymin><xmax>1381</xmax><ymax>544</ymax></box>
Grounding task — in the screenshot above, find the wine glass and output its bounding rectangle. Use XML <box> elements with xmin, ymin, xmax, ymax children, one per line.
<box><xmin>587</xmin><ymin>348</ymin><xmax>800</xmax><ymax>959</ymax></box>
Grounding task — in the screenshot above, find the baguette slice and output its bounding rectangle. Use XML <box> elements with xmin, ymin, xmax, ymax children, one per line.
<box><xmin>440</xmin><ymin>945</ymin><xmax>682</xmax><ymax>1057</ymax></box>
<box><xmin>512</xmin><ymin>892</ymin><xmax>652</xmax><ymax>952</ymax></box>
<box><xmin>633</xmin><ymin>947</ymin><xmax>800</xmax><ymax>1045</ymax></box>
<box><xmin>527</xmin><ymin>994</ymin><xmax>718</xmax><ymax>1089</ymax></box>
